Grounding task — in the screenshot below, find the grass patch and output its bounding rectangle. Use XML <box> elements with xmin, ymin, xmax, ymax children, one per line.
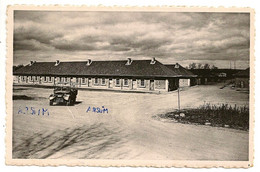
<box><xmin>159</xmin><ymin>103</ymin><xmax>249</xmax><ymax>131</ymax></box>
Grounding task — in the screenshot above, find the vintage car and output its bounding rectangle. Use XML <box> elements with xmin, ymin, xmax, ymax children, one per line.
<box><xmin>49</xmin><ymin>87</ymin><xmax>78</xmax><ymax>106</ymax></box>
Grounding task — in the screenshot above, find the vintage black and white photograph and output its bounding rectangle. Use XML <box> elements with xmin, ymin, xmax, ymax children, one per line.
<box><xmin>6</xmin><ymin>6</ymin><xmax>254</xmax><ymax>167</ymax></box>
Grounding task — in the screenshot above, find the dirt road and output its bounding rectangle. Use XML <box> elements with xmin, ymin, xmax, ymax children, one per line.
<box><xmin>12</xmin><ymin>85</ymin><xmax>249</xmax><ymax>160</ymax></box>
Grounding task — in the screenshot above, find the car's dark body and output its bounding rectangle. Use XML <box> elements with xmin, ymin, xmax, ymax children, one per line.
<box><xmin>49</xmin><ymin>87</ymin><xmax>78</xmax><ymax>106</ymax></box>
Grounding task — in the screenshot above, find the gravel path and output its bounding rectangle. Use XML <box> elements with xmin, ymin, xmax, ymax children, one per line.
<box><xmin>12</xmin><ymin>85</ymin><xmax>249</xmax><ymax>160</ymax></box>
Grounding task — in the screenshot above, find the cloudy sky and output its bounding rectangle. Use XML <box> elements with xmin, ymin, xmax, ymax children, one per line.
<box><xmin>14</xmin><ymin>11</ymin><xmax>250</xmax><ymax>69</ymax></box>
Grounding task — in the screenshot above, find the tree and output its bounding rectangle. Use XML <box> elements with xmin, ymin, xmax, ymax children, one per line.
<box><xmin>211</xmin><ymin>65</ymin><xmax>218</xmax><ymax>69</ymax></box>
<box><xmin>203</xmin><ymin>63</ymin><xmax>210</xmax><ymax>69</ymax></box>
<box><xmin>187</xmin><ymin>63</ymin><xmax>218</xmax><ymax>69</ymax></box>
<box><xmin>188</xmin><ymin>63</ymin><xmax>197</xmax><ymax>69</ymax></box>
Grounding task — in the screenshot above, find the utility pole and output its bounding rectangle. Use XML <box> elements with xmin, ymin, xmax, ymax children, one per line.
<box><xmin>178</xmin><ymin>87</ymin><xmax>180</xmax><ymax>112</ymax></box>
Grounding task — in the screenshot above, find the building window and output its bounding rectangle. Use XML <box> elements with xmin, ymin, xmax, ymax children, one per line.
<box><xmin>35</xmin><ymin>76</ymin><xmax>38</xmax><ymax>81</ymax></box>
<box><xmin>43</xmin><ymin>76</ymin><xmax>47</xmax><ymax>82</ymax></box>
<box><xmin>66</xmin><ymin>77</ymin><xmax>70</xmax><ymax>82</ymax></box>
<box><xmin>94</xmin><ymin>78</ymin><xmax>99</xmax><ymax>85</ymax></box>
<box><xmin>29</xmin><ymin>76</ymin><xmax>33</xmax><ymax>82</ymax></box>
<box><xmin>101</xmin><ymin>78</ymin><xmax>106</xmax><ymax>85</ymax></box>
<box><xmin>82</xmin><ymin>78</ymin><xmax>86</xmax><ymax>84</ymax></box>
<box><xmin>22</xmin><ymin>76</ymin><xmax>26</xmax><ymax>81</ymax></box>
<box><xmin>116</xmin><ymin>79</ymin><xmax>120</xmax><ymax>86</ymax></box>
<box><xmin>124</xmin><ymin>79</ymin><xmax>128</xmax><ymax>86</ymax></box>
<box><xmin>49</xmin><ymin>77</ymin><xmax>53</xmax><ymax>83</ymax></box>
<box><xmin>140</xmin><ymin>79</ymin><xmax>145</xmax><ymax>87</ymax></box>
<box><xmin>155</xmin><ymin>80</ymin><xmax>166</xmax><ymax>89</ymax></box>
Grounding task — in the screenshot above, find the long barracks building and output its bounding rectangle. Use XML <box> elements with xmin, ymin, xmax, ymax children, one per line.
<box><xmin>13</xmin><ymin>58</ymin><xmax>197</xmax><ymax>93</ymax></box>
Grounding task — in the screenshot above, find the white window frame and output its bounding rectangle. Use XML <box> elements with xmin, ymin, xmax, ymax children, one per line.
<box><xmin>101</xmin><ymin>78</ymin><xmax>106</xmax><ymax>85</ymax></box>
<box><xmin>115</xmin><ymin>79</ymin><xmax>120</xmax><ymax>86</ymax></box>
<box><xmin>123</xmin><ymin>79</ymin><xmax>129</xmax><ymax>86</ymax></box>
<box><xmin>49</xmin><ymin>77</ymin><xmax>53</xmax><ymax>83</ymax></box>
<box><xmin>140</xmin><ymin>79</ymin><xmax>145</xmax><ymax>87</ymax></box>
<box><xmin>82</xmin><ymin>78</ymin><xmax>86</xmax><ymax>84</ymax></box>
<box><xmin>43</xmin><ymin>76</ymin><xmax>47</xmax><ymax>82</ymax></box>
<box><xmin>94</xmin><ymin>78</ymin><xmax>99</xmax><ymax>85</ymax></box>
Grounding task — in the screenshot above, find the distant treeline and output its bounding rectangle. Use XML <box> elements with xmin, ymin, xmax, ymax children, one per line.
<box><xmin>187</xmin><ymin>63</ymin><xmax>218</xmax><ymax>69</ymax></box>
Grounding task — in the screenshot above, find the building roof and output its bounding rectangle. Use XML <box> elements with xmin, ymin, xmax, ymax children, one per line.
<box><xmin>189</xmin><ymin>68</ymin><xmax>243</xmax><ymax>78</ymax></box>
<box><xmin>164</xmin><ymin>64</ymin><xmax>197</xmax><ymax>77</ymax></box>
<box><xmin>13</xmin><ymin>59</ymin><xmax>182</xmax><ymax>78</ymax></box>
<box><xmin>189</xmin><ymin>69</ymin><xmax>215</xmax><ymax>77</ymax></box>
<box><xmin>233</xmin><ymin>68</ymin><xmax>250</xmax><ymax>78</ymax></box>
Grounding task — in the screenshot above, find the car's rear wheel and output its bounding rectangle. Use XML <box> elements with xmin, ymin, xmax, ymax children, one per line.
<box><xmin>66</xmin><ymin>99</ymin><xmax>71</xmax><ymax>106</ymax></box>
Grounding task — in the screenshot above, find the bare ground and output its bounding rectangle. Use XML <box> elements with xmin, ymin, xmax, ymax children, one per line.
<box><xmin>12</xmin><ymin>85</ymin><xmax>249</xmax><ymax>160</ymax></box>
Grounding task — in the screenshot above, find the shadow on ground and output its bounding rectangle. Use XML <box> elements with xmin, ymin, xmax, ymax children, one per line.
<box><xmin>13</xmin><ymin>88</ymin><xmax>29</xmax><ymax>92</ymax></box>
<box><xmin>74</xmin><ymin>101</ymin><xmax>82</xmax><ymax>105</ymax></box>
<box><xmin>13</xmin><ymin>95</ymin><xmax>34</xmax><ymax>100</ymax></box>
<box><xmin>13</xmin><ymin>95</ymin><xmax>47</xmax><ymax>100</ymax></box>
<box><xmin>52</xmin><ymin>101</ymin><xmax>83</xmax><ymax>106</ymax></box>
<box><xmin>13</xmin><ymin>123</ymin><xmax>127</xmax><ymax>159</ymax></box>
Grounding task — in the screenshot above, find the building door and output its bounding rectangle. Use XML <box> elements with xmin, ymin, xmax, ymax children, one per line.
<box><xmin>150</xmin><ymin>80</ymin><xmax>154</xmax><ymax>90</ymax></box>
<box><xmin>109</xmin><ymin>79</ymin><xmax>113</xmax><ymax>88</ymax></box>
<box><xmin>132</xmin><ymin>79</ymin><xmax>137</xmax><ymax>89</ymax></box>
<box><xmin>88</xmin><ymin>78</ymin><xmax>91</xmax><ymax>87</ymax></box>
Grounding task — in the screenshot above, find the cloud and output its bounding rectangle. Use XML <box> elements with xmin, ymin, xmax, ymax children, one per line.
<box><xmin>13</xmin><ymin>11</ymin><xmax>250</xmax><ymax>69</ymax></box>
<box><xmin>14</xmin><ymin>39</ymin><xmax>55</xmax><ymax>51</ymax></box>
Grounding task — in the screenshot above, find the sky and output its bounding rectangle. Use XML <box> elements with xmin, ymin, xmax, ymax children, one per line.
<box><xmin>14</xmin><ymin>11</ymin><xmax>250</xmax><ymax>69</ymax></box>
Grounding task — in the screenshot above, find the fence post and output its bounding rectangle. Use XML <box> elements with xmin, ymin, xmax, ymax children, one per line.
<box><xmin>178</xmin><ymin>88</ymin><xmax>180</xmax><ymax>112</ymax></box>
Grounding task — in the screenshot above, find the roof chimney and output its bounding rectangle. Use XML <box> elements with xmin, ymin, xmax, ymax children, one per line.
<box><xmin>86</xmin><ymin>59</ymin><xmax>92</xmax><ymax>66</ymax></box>
<box><xmin>126</xmin><ymin>58</ymin><xmax>133</xmax><ymax>65</ymax></box>
<box><xmin>29</xmin><ymin>61</ymin><xmax>35</xmax><ymax>66</ymax></box>
<box><xmin>55</xmin><ymin>60</ymin><xmax>60</xmax><ymax>66</ymax></box>
<box><xmin>175</xmin><ymin>63</ymin><xmax>179</xmax><ymax>68</ymax></box>
<box><xmin>150</xmin><ymin>57</ymin><xmax>156</xmax><ymax>64</ymax></box>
